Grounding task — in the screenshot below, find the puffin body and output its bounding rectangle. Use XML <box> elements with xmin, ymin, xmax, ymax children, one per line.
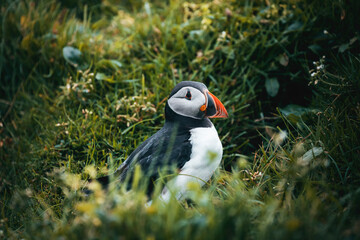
<box><xmin>160</xmin><ymin>124</ymin><xmax>223</xmax><ymax>202</ymax></box>
<box><xmin>100</xmin><ymin>81</ymin><xmax>228</xmax><ymax>201</ymax></box>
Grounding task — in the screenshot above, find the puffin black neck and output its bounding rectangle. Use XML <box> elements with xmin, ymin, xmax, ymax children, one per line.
<box><xmin>165</xmin><ymin>102</ymin><xmax>212</xmax><ymax>129</ymax></box>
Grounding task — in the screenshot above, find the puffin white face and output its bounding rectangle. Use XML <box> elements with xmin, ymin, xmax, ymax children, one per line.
<box><xmin>167</xmin><ymin>87</ymin><xmax>206</xmax><ymax>119</ymax></box>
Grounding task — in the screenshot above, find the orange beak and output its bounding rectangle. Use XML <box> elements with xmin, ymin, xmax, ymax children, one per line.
<box><xmin>200</xmin><ymin>90</ymin><xmax>228</xmax><ymax>118</ymax></box>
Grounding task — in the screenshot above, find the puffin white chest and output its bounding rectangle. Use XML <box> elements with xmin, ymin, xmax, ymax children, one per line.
<box><xmin>160</xmin><ymin>124</ymin><xmax>223</xmax><ymax>202</ymax></box>
<box><xmin>183</xmin><ymin>125</ymin><xmax>223</xmax><ymax>182</ymax></box>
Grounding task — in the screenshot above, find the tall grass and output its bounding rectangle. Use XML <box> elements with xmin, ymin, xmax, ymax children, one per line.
<box><xmin>1</xmin><ymin>0</ymin><xmax>359</xmax><ymax>239</ymax></box>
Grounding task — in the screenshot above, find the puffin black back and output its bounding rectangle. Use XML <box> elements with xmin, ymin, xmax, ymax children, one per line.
<box><xmin>88</xmin><ymin>122</ymin><xmax>193</xmax><ymax>195</ymax></box>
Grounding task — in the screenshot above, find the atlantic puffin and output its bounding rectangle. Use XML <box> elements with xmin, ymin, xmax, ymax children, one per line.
<box><xmin>96</xmin><ymin>81</ymin><xmax>228</xmax><ymax>202</ymax></box>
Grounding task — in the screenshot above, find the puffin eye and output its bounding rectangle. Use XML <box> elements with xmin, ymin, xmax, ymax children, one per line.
<box><xmin>185</xmin><ymin>90</ymin><xmax>192</xmax><ymax>100</ymax></box>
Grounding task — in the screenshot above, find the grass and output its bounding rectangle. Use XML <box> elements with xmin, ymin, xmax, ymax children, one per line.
<box><xmin>1</xmin><ymin>0</ymin><xmax>360</xmax><ymax>239</ymax></box>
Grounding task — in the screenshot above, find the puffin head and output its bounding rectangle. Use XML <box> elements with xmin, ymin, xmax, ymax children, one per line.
<box><xmin>166</xmin><ymin>81</ymin><xmax>228</xmax><ymax>121</ymax></box>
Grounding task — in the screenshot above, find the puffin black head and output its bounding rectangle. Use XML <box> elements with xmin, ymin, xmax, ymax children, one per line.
<box><xmin>166</xmin><ymin>81</ymin><xmax>228</xmax><ymax>122</ymax></box>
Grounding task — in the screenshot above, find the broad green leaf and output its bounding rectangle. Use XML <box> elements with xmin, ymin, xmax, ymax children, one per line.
<box><xmin>221</xmin><ymin>47</ymin><xmax>235</xmax><ymax>60</ymax></box>
<box><xmin>91</xmin><ymin>17</ymin><xmax>109</xmax><ymax>30</ymax></box>
<box><xmin>265</xmin><ymin>78</ymin><xmax>279</xmax><ymax>97</ymax></box>
<box><xmin>339</xmin><ymin>43</ymin><xmax>349</xmax><ymax>53</ymax></box>
<box><xmin>189</xmin><ymin>30</ymin><xmax>204</xmax><ymax>38</ymax></box>
<box><xmin>95</xmin><ymin>72</ymin><xmax>112</xmax><ymax>81</ymax></box>
<box><xmin>285</xmin><ymin>21</ymin><xmax>303</xmax><ymax>33</ymax></box>
<box><xmin>308</xmin><ymin>44</ymin><xmax>322</xmax><ymax>54</ymax></box>
<box><xmin>96</xmin><ymin>59</ymin><xmax>123</xmax><ymax>70</ymax></box>
<box><xmin>63</xmin><ymin>46</ymin><xmax>82</xmax><ymax>67</ymax></box>
<box><xmin>280</xmin><ymin>104</ymin><xmax>314</xmax><ymax>117</ymax></box>
<box><xmin>280</xmin><ymin>104</ymin><xmax>318</xmax><ymax>124</ymax></box>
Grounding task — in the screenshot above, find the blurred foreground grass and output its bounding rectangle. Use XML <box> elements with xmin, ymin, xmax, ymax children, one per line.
<box><xmin>0</xmin><ymin>0</ymin><xmax>360</xmax><ymax>239</ymax></box>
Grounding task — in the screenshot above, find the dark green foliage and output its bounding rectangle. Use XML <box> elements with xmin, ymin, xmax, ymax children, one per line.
<box><xmin>0</xmin><ymin>0</ymin><xmax>359</xmax><ymax>239</ymax></box>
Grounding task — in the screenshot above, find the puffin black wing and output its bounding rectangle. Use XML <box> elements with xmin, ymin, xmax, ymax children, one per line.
<box><xmin>115</xmin><ymin>121</ymin><xmax>192</xmax><ymax>188</ymax></box>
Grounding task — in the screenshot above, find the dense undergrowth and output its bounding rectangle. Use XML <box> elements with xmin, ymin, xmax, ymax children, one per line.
<box><xmin>0</xmin><ymin>0</ymin><xmax>359</xmax><ymax>239</ymax></box>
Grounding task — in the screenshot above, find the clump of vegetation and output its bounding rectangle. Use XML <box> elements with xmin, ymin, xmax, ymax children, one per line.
<box><xmin>1</xmin><ymin>0</ymin><xmax>359</xmax><ymax>239</ymax></box>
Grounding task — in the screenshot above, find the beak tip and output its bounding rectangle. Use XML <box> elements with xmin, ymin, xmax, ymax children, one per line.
<box><xmin>206</xmin><ymin>91</ymin><xmax>228</xmax><ymax>119</ymax></box>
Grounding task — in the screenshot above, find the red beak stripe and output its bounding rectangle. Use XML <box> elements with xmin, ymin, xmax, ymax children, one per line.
<box><xmin>207</xmin><ymin>91</ymin><xmax>228</xmax><ymax>118</ymax></box>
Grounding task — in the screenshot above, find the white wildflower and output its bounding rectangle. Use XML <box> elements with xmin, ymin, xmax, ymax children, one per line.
<box><xmin>274</xmin><ymin>130</ymin><xmax>287</xmax><ymax>146</ymax></box>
